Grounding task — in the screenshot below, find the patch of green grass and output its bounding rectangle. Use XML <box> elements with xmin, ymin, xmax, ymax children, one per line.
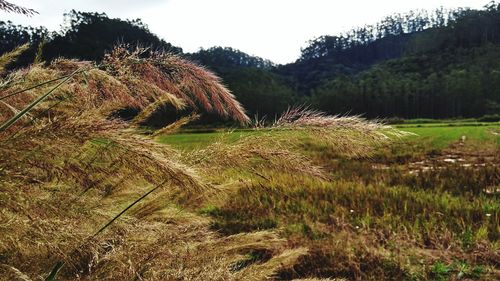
<box><xmin>157</xmin><ymin>123</ymin><xmax>500</xmax><ymax>151</ymax></box>
<box><xmin>398</xmin><ymin>124</ymin><xmax>500</xmax><ymax>149</ymax></box>
<box><xmin>430</xmin><ymin>260</ymin><xmax>452</xmax><ymax>281</ymax></box>
<box><xmin>429</xmin><ymin>260</ymin><xmax>486</xmax><ymax>280</ymax></box>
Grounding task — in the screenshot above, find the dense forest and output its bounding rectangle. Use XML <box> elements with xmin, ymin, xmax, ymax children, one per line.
<box><xmin>2</xmin><ymin>2</ymin><xmax>500</xmax><ymax>119</ymax></box>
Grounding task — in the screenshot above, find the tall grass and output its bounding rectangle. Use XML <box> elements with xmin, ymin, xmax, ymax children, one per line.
<box><xmin>0</xmin><ymin>68</ymin><xmax>82</xmax><ymax>132</ymax></box>
<box><xmin>0</xmin><ymin>43</ymin><xmax>452</xmax><ymax>280</ymax></box>
<box><xmin>1</xmin><ymin>45</ymin><xmax>336</xmax><ymax>280</ymax></box>
<box><xmin>0</xmin><ymin>0</ymin><xmax>37</xmax><ymax>15</ymax></box>
<box><xmin>104</xmin><ymin>45</ymin><xmax>250</xmax><ymax>123</ymax></box>
<box><xmin>0</xmin><ymin>44</ymin><xmax>29</xmax><ymax>76</ymax></box>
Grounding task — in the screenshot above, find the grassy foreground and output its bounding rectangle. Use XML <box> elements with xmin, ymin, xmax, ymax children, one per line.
<box><xmin>0</xmin><ymin>44</ymin><xmax>498</xmax><ymax>280</ymax></box>
<box><xmin>159</xmin><ymin>123</ymin><xmax>500</xmax><ymax>280</ymax></box>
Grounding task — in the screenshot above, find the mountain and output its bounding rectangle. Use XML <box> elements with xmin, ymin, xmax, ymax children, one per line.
<box><xmin>2</xmin><ymin>2</ymin><xmax>500</xmax><ymax>119</ymax></box>
<box><xmin>301</xmin><ymin>2</ymin><xmax>500</xmax><ymax>118</ymax></box>
<box><xmin>192</xmin><ymin>2</ymin><xmax>500</xmax><ymax>119</ymax></box>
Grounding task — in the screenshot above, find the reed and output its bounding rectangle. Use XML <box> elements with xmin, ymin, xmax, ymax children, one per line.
<box><xmin>0</xmin><ymin>43</ymin><xmax>426</xmax><ymax>280</ymax></box>
<box><xmin>0</xmin><ymin>0</ymin><xmax>37</xmax><ymax>15</ymax></box>
<box><xmin>0</xmin><ymin>44</ymin><xmax>29</xmax><ymax>75</ymax></box>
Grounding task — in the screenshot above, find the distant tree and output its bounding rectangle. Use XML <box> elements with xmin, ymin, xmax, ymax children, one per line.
<box><xmin>222</xmin><ymin>68</ymin><xmax>297</xmax><ymax>118</ymax></box>
<box><xmin>42</xmin><ymin>10</ymin><xmax>182</xmax><ymax>61</ymax></box>
<box><xmin>189</xmin><ymin>47</ymin><xmax>274</xmax><ymax>72</ymax></box>
<box><xmin>0</xmin><ymin>21</ymin><xmax>48</xmax><ymax>67</ymax></box>
<box><xmin>3</xmin><ymin>3</ymin><xmax>500</xmax><ymax>119</ymax></box>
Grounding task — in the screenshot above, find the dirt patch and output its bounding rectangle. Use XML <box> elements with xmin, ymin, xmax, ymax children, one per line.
<box><xmin>407</xmin><ymin>138</ymin><xmax>498</xmax><ymax>173</ymax></box>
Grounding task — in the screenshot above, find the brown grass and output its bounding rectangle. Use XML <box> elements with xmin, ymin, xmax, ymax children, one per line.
<box><xmin>0</xmin><ymin>45</ymin><xmax>416</xmax><ymax>280</ymax></box>
<box><xmin>104</xmin><ymin>45</ymin><xmax>250</xmax><ymax>123</ymax></box>
<box><xmin>0</xmin><ymin>44</ymin><xmax>334</xmax><ymax>280</ymax></box>
<box><xmin>0</xmin><ymin>0</ymin><xmax>37</xmax><ymax>16</ymax></box>
<box><xmin>0</xmin><ymin>44</ymin><xmax>29</xmax><ymax>76</ymax></box>
<box><xmin>273</xmin><ymin>107</ymin><xmax>411</xmax><ymax>158</ymax></box>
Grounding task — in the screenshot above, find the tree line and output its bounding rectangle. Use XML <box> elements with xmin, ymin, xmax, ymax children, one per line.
<box><xmin>307</xmin><ymin>1</ymin><xmax>500</xmax><ymax>118</ymax></box>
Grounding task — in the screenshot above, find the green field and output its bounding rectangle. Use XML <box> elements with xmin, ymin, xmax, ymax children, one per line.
<box><xmin>395</xmin><ymin>123</ymin><xmax>500</xmax><ymax>148</ymax></box>
<box><xmin>158</xmin><ymin>123</ymin><xmax>500</xmax><ymax>150</ymax></box>
<box><xmin>155</xmin><ymin>122</ymin><xmax>500</xmax><ymax>280</ymax></box>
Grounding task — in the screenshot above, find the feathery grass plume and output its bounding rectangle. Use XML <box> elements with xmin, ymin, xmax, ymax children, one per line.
<box><xmin>0</xmin><ymin>264</ymin><xmax>33</xmax><ymax>281</ymax></box>
<box><xmin>0</xmin><ymin>0</ymin><xmax>37</xmax><ymax>15</ymax></box>
<box><xmin>107</xmin><ymin>132</ymin><xmax>207</xmax><ymax>191</ymax></box>
<box><xmin>239</xmin><ymin>247</ymin><xmax>309</xmax><ymax>281</ymax></box>
<box><xmin>1</xmin><ymin>46</ymin><xmax>249</xmax><ymax>130</ymax></box>
<box><xmin>104</xmin><ymin>45</ymin><xmax>250</xmax><ymax>124</ymax></box>
<box><xmin>33</xmin><ymin>37</ymin><xmax>46</xmax><ymax>64</ymax></box>
<box><xmin>132</xmin><ymin>94</ymin><xmax>186</xmax><ymax>125</ymax></box>
<box><xmin>0</xmin><ymin>64</ymin><xmax>82</xmax><ymax>127</ymax></box>
<box><xmin>0</xmin><ymin>67</ymin><xmax>81</xmax><ymax>133</ymax></box>
<box><xmin>152</xmin><ymin>113</ymin><xmax>200</xmax><ymax>137</ymax></box>
<box><xmin>272</xmin><ymin>106</ymin><xmax>410</xmax><ymax>158</ymax></box>
<box><xmin>183</xmin><ymin>107</ymin><xmax>410</xmax><ymax>190</ymax></box>
<box><xmin>0</xmin><ymin>100</ymin><xmax>17</xmax><ymax>114</ymax></box>
<box><xmin>0</xmin><ymin>111</ymin><xmax>210</xmax><ymax>279</ymax></box>
<box><xmin>0</xmin><ymin>46</ymin><xmax>316</xmax><ymax>280</ymax></box>
<box><xmin>187</xmin><ymin>131</ymin><xmax>327</xmax><ymax>180</ymax></box>
<box><xmin>0</xmin><ymin>44</ymin><xmax>29</xmax><ymax>75</ymax></box>
<box><xmin>215</xmin><ymin>231</ymin><xmax>286</xmax><ymax>254</ymax></box>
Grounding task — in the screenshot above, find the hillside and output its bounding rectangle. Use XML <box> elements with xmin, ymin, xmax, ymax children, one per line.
<box><xmin>197</xmin><ymin>2</ymin><xmax>500</xmax><ymax>119</ymax></box>
<box><xmin>2</xmin><ymin>3</ymin><xmax>500</xmax><ymax>119</ymax></box>
<box><xmin>311</xmin><ymin>45</ymin><xmax>500</xmax><ymax>118</ymax></box>
<box><xmin>281</xmin><ymin>2</ymin><xmax>500</xmax><ymax>118</ymax></box>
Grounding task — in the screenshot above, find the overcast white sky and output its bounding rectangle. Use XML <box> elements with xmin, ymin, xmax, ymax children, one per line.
<box><xmin>2</xmin><ymin>0</ymin><xmax>487</xmax><ymax>64</ymax></box>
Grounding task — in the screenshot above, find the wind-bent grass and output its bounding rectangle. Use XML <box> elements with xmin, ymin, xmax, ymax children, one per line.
<box><xmin>160</xmin><ymin>123</ymin><xmax>500</xmax><ymax>151</ymax></box>
<box><xmin>0</xmin><ymin>44</ymin><xmax>29</xmax><ymax>75</ymax></box>
<box><xmin>0</xmin><ymin>0</ymin><xmax>37</xmax><ymax>15</ymax></box>
<box><xmin>3</xmin><ymin>46</ymin><xmax>357</xmax><ymax>280</ymax></box>
<box><xmin>3</xmin><ymin>41</ymin><xmax>493</xmax><ymax>280</ymax></box>
<box><xmin>0</xmin><ymin>68</ymin><xmax>83</xmax><ymax>132</ymax></box>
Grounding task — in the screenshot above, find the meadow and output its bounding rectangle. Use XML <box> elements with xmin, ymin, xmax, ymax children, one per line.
<box><xmin>159</xmin><ymin>123</ymin><xmax>500</xmax><ymax>280</ymax></box>
<box><xmin>158</xmin><ymin>122</ymin><xmax>500</xmax><ymax>150</ymax></box>
<box><xmin>0</xmin><ymin>44</ymin><xmax>498</xmax><ymax>281</ymax></box>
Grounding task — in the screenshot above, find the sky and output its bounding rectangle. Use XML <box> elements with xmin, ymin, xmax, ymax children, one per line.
<box><xmin>2</xmin><ymin>0</ymin><xmax>487</xmax><ymax>64</ymax></box>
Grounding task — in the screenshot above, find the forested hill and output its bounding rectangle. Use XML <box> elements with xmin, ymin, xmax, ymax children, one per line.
<box><xmin>303</xmin><ymin>2</ymin><xmax>500</xmax><ymax>118</ymax></box>
<box><xmin>2</xmin><ymin>2</ymin><xmax>500</xmax><ymax>119</ymax></box>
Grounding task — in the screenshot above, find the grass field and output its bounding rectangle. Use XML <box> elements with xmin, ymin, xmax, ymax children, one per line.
<box><xmin>154</xmin><ymin>122</ymin><xmax>500</xmax><ymax>280</ymax></box>
<box><xmin>395</xmin><ymin>123</ymin><xmax>500</xmax><ymax>149</ymax></box>
<box><xmin>1</xmin><ymin>44</ymin><xmax>498</xmax><ymax>280</ymax></box>
<box><xmin>158</xmin><ymin>122</ymin><xmax>500</xmax><ymax>150</ymax></box>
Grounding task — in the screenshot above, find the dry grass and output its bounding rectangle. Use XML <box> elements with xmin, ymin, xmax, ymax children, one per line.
<box><xmin>183</xmin><ymin>107</ymin><xmax>408</xmax><ymax>184</ymax></box>
<box><xmin>0</xmin><ymin>46</ymin><xmax>249</xmax><ymax>133</ymax></box>
<box><xmin>0</xmin><ymin>45</ymin><xmax>337</xmax><ymax>280</ymax></box>
<box><xmin>0</xmin><ymin>44</ymin><xmax>29</xmax><ymax>76</ymax></box>
<box><xmin>185</xmin><ymin>131</ymin><xmax>328</xmax><ymax>181</ymax></box>
<box><xmin>272</xmin><ymin>107</ymin><xmax>411</xmax><ymax>158</ymax></box>
<box><xmin>0</xmin><ymin>45</ymin><xmax>256</xmax><ymax>279</ymax></box>
<box><xmin>104</xmin><ymin>46</ymin><xmax>250</xmax><ymax>123</ymax></box>
<box><xmin>0</xmin><ymin>0</ymin><xmax>37</xmax><ymax>16</ymax></box>
<box><xmin>0</xmin><ymin>44</ymin><xmax>419</xmax><ymax>280</ymax></box>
